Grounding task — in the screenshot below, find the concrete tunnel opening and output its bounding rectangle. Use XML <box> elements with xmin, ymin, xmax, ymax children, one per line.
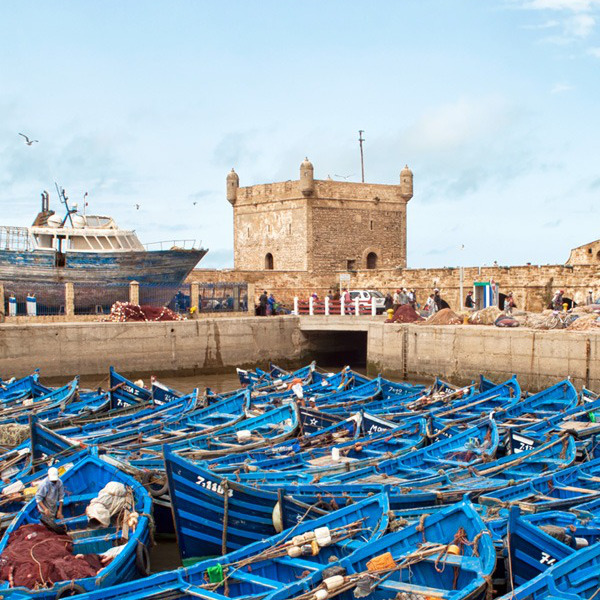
<box><xmin>302</xmin><ymin>330</ymin><xmax>368</xmax><ymax>369</ymax></box>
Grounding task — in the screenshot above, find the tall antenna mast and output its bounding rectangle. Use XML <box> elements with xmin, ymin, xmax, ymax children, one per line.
<box><xmin>358</xmin><ymin>130</ymin><xmax>365</xmax><ymax>183</ymax></box>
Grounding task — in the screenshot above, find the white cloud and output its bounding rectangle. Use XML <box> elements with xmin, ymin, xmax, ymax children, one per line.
<box><xmin>510</xmin><ymin>0</ymin><xmax>600</xmax><ymax>42</ymax></box>
<box><xmin>551</xmin><ymin>82</ymin><xmax>573</xmax><ymax>93</ymax></box>
<box><xmin>404</xmin><ymin>96</ymin><xmax>516</xmax><ymax>154</ymax></box>
<box><xmin>566</xmin><ymin>13</ymin><xmax>596</xmax><ymax>37</ymax></box>
<box><xmin>588</xmin><ymin>46</ymin><xmax>600</xmax><ymax>56</ymax></box>
<box><xmin>522</xmin><ymin>0</ymin><xmax>600</xmax><ymax>12</ymax></box>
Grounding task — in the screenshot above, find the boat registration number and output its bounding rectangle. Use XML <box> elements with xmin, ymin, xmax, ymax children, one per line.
<box><xmin>539</xmin><ymin>552</ymin><xmax>557</xmax><ymax>566</ymax></box>
<box><xmin>195</xmin><ymin>475</ymin><xmax>233</xmax><ymax>497</ymax></box>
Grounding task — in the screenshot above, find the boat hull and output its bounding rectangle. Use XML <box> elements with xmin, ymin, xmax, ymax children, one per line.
<box><xmin>0</xmin><ymin>247</ymin><xmax>206</xmax><ymax>310</ymax></box>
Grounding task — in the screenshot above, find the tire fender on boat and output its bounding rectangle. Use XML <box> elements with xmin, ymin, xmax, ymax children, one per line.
<box><xmin>55</xmin><ymin>582</ymin><xmax>86</xmax><ymax>598</ymax></box>
<box><xmin>136</xmin><ymin>541</ymin><xmax>151</xmax><ymax>576</ymax></box>
<box><xmin>141</xmin><ymin>470</ymin><xmax>169</xmax><ymax>498</ymax></box>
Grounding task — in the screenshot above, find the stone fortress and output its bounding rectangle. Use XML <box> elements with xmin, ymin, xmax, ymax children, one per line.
<box><xmin>190</xmin><ymin>159</ymin><xmax>599</xmax><ymax>312</ymax></box>
<box><xmin>226</xmin><ymin>159</ymin><xmax>413</xmax><ymax>273</ymax></box>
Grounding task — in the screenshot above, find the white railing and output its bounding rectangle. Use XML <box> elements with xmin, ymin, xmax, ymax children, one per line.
<box><xmin>0</xmin><ymin>226</ymin><xmax>36</xmax><ymax>252</ymax></box>
<box><xmin>292</xmin><ymin>296</ymin><xmax>381</xmax><ymax>316</ymax></box>
<box><xmin>143</xmin><ymin>239</ymin><xmax>199</xmax><ymax>251</ymax></box>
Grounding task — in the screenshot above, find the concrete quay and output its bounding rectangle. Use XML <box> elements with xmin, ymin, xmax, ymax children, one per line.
<box><xmin>0</xmin><ymin>317</ymin><xmax>306</xmax><ymax>379</ymax></box>
<box><xmin>0</xmin><ymin>316</ymin><xmax>598</xmax><ymax>391</ymax></box>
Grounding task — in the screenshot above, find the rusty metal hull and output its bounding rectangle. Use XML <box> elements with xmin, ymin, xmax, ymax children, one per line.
<box><xmin>0</xmin><ymin>247</ymin><xmax>207</xmax><ymax>309</ymax></box>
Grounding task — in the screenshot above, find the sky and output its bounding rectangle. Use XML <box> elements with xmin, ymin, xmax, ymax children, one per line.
<box><xmin>0</xmin><ymin>0</ymin><xmax>599</xmax><ymax>269</ymax></box>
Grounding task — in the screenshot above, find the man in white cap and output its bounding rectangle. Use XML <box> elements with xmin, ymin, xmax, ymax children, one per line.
<box><xmin>35</xmin><ymin>466</ymin><xmax>64</xmax><ymax>520</ymax></box>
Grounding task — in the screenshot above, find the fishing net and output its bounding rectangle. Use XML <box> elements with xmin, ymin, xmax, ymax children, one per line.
<box><xmin>468</xmin><ymin>306</ymin><xmax>502</xmax><ymax>325</ymax></box>
<box><xmin>0</xmin><ymin>523</ymin><xmax>104</xmax><ymax>589</ymax></box>
<box><xmin>0</xmin><ymin>425</ymin><xmax>30</xmax><ymax>447</ymax></box>
<box><xmin>386</xmin><ymin>305</ymin><xmax>423</xmax><ymax>324</ymax></box>
<box><xmin>420</xmin><ymin>308</ymin><xmax>462</xmax><ymax>325</ymax></box>
<box><xmin>568</xmin><ymin>314</ymin><xmax>600</xmax><ymax>331</ymax></box>
<box><xmin>104</xmin><ymin>302</ymin><xmax>185</xmax><ymax>322</ymax></box>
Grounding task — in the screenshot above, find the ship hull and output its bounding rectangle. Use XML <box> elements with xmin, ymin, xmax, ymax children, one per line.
<box><xmin>0</xmin><ymin>248</ymin><xmax>206</xmax><ymax>312</ymax></box>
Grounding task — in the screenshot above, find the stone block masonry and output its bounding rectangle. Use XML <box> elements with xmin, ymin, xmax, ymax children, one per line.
<box><xmin>189</xmin><ymin>263</ymin><xmax>600</xmax><ymax>313</ymax></box>
<box><xmin>367</xmin><ymin>323</ymin><xmax>600</xmax><ymax>392</ymax></box>
<box><xmin>0</xmin><ymin>316</ymin><xmax>597</xmax><ymax>393</ymax></box>
<box><xmin>0</xmin><ymin>317</ymin><xmax>308</xmax><ymax>379</ymax></box>
<box><xmin>226</xmin><ymin>159</ymin><xmax>413</xmax><ymax>273</ymax></box>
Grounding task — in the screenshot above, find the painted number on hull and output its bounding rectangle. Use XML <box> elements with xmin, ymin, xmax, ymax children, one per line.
<box><xmin>540</xmin><ymin>552</ymin><xmax>557</xmax><ymax>566</ymax></box>
<box><xmin>195</xmin><ymin>475</ymin><xmax>233</xmax><ymax>497</ymax></box>
<box><xmin>367</xmin><ymin>424</ymin><xmax>388</xmax><ymax>435</ymax></box>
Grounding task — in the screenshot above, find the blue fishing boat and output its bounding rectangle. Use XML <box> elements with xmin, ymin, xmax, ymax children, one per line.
<box><xmin>480</xmin><ymin>455</ymin><xmax>600</xmax><ymax>512</ymax></box>
<box><xmin>0</xmin><ymin>451</ymin><xmax>152</xmax><ymax>598</ymax></box>
<box><xmin>505</xmin><ymin>505</ymin><xmax>600</xmax><ymax>588</ymax></box>
<box><xmin>293</xmin><ymin>499</ymin><xmax>496</xmax><ymax>600</ymax></box>
<box><xmin>0</xmin><ymin>371</ymin><xmax>43</xmax><ymax>403</ymax></box>
<box><xmin>497</xmin><ymin>540</ymin><xmax>600</xmax><ymax>600</ymax></box>
<box><xmin>109</xmin><ymin>367</ymin><xmax>152</xmax><ymax>409</ymax></box>
<box><xmin>34</xmin><ymin>493</ymin><xmax>390</xmax><ymax>600</ymax></box>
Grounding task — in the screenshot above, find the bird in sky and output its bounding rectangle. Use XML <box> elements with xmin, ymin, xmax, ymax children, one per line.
<box><xmin>19</xmin><ymin>133</ymin><xmax>39</xmax><ymax>146</ymax></box>
<box><xmin>193</xmin><ymin>201</ymin><xmax>198</xmax><ymax>206</ymax></box>
<box><xmin>334</xmin><ymin>174</ymin><xmax>354</xmax><ymax>180</ymax></box>
<box><xmin>134</xmin><ymin>204</ymin><xmax>140</xmax><ymax>210</ymax></box>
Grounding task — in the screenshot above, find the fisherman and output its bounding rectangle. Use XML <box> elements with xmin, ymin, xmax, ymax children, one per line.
<box><xmin>465</xmin><ymin>291</ymin><xmax>475</xmax><ymax>310</ymax></box>
<box><xmin>258</xmin><ymin>290</ymin><xmax>268</xmax><ymax>316</ymax></box>
<box><xmin>384</xmin><ymin>292</ymin><xmax>393</xmax><ymax>311</ymax></box>
<box><xmin>408</xmin><ymin>289</ymin><xmax>416</xmax><ymax>308</ymax></box>
<box><xmin>433</xmin><ymin>288</ymin><xmax>443</xmax><ymax>311</ymax></box>
<box><xmin>552</xmin><ymin>290</ymin><xmax>564</xmax><ymax>311</ymax></box>
<box><xmin>424</xmin><ymin>293</ymin><xmax>436</xmax><ymax>317</ymax></box>
<box><xmin>399</xmin><ymin>288</ymin><xmax>409</xmax><ymax>305</ymax></box>
<box><xmin>504</xmin><ymin>292</ymin><xmax>515</xmax><ymax>315</ymax></box>
<box><xmin>587</xmin><ymin>290</ymin><xmax>595</xmax><ymax>306</ymax></box>
<box><xmin>342</xmin><ymin>288</ymin><xmax>351</xmax><ymax>310</ymax></box>
<box><xmin>35</xmin><ymin>466</ymin><xmax>64</xmax><ymax>520</ymax></box>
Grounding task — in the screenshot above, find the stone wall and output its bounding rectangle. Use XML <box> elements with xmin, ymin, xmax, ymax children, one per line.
<box><xmin>1</xmin><ymin>315</ymin><xmax>598</xmax><ymax>392</ymax></box>
<box><xmin>0</xmin><ymin>316</ymin><xmax>307</xmax><ymax>378</ymax></box>
<box><xmin>189</xmin><ymin>263</ymin><xmax>600</xmax><ymax>312</ymax></box>
<box><xmin>230</xmin><ymin>176</ymin><xmax>410</xmax><ymax>272</ymax></box>
<box><xmin>568</xmin><ymin>240</ymin><xmax>600</xmax><ymax>266</ymax></box>
<box><xmin>233</xmin><ymin>197</ymin><xmax>308</xmax><ymax>271</ymax></box>
<box><xmin>367</xmin><ymin>323</ymin><xmax>600</xmax><ymax>392</ymax></box>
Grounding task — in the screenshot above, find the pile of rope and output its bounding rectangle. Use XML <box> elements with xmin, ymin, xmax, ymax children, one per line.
<box><xmin>104</xmin><ymin>302</ymin><xmax>185</xmax><ymax>322</ymax></box>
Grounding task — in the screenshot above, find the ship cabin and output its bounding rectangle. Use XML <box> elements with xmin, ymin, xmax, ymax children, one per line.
<box><xmin>30</xmin><ymin>215</ymin><xmax>145</xmax><ymax>253</ymax></box>
<box><xmin>0</xmin><ymin>213</ymin><xmax>145</xmax><ymax>269</ymax></box>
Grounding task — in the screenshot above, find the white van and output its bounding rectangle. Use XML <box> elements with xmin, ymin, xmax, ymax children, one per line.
<box><xmin>349</xmin><ymin>290</ymin><xmax>386</xmax><ymax>313</ymax></box>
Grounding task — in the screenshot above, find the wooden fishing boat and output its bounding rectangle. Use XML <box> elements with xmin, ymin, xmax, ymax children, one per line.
<box><xmin>505</xmin><ymin>505</ymin><xmax>600</xmax><ymax>589</ymax></box>
<box><xmin>291</xmin><ymin>499</ymin><xmax>496</xmax><ymax>600</ymax></box>
<box><xmin>0</xmin><ymin>451</ymin><xmax>152</xmax><ymax>599</ymax></box>
<box><xmin>36</xmin><ymin>493</ymin><xmax>390</xmax><ymax>600</ymax></box>
<box><xmin>480</xmin><ymin>455</ymin><xmax>600</xmax><ymax>512</ymax></box>
<box><xmin>497</xmin><ymin>540</ymin><xmax>600</xmax><ymax>600</ymax></box>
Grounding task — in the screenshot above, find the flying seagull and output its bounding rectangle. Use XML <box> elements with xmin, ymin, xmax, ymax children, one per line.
<box><xmin>134</xmin><ymin>204</ymin><xmax>140</xmax><ymax>210</ymax></box>
<box><xmin>19</xmin><ymin>133</ymin><xmax>39</xmax><ymax>146</ymax></box>
<box><xmin>193</xmin><ymin>201</ymin><xmax>198</xmax><ymax>205</ymax></box>
<box><xmin>334</xmin><ymin>174</ymin><xmax>354</xmax><ymax>180</ymax></box>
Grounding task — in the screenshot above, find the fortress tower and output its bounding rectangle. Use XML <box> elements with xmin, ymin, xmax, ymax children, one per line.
<box><xmin>226</xmin><ymin>159</ymin><xmax>413</xmax><ymax>272</ymax></box>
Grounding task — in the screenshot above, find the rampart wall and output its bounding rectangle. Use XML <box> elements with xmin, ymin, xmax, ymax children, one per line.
<box><xmin>189</xmin><ymin>264</ymin><xmax>600</xmax><ymax>312</ymax></box>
